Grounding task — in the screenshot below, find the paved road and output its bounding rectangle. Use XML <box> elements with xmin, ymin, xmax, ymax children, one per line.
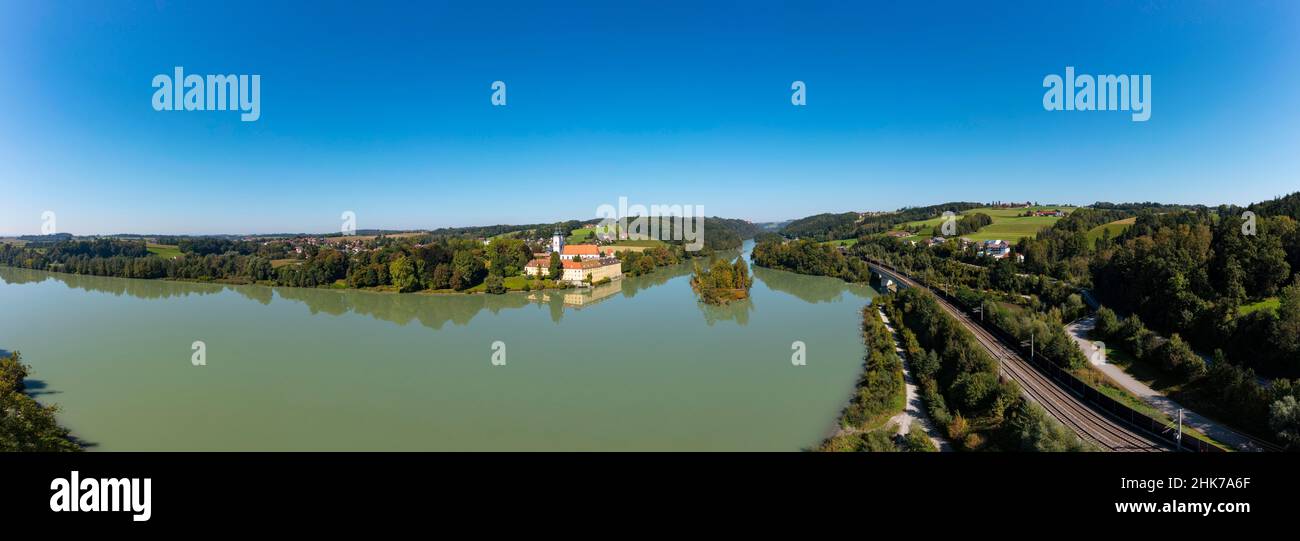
<box><xmin>1066</xmin><ymin>316</ymin><xmax>1275</xmax><ymax>452</ymax></box>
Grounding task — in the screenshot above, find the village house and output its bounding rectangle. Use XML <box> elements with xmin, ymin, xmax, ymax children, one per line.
<box><xmin>979</xmin><ymin>239</ymin><xmax>1011</xmax><ymax>259</ymax></box>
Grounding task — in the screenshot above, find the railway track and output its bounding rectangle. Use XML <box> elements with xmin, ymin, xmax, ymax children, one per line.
<box><xmin>868</xmin><ymin>260</ymin><xmax>1170</xmax><ymax>452</ymax></box>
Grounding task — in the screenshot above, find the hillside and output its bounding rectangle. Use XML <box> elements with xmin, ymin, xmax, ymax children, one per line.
<box><xmin>896</xmin><ymin>206</ymin><xmax>1077</xmax><ymax>242</ymax></box>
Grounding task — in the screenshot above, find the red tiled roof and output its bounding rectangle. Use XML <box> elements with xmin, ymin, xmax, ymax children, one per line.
<box><xmin>562</xmin><ymin>244</ymin><xmax>600</xmax><ymax>256</ymax></box>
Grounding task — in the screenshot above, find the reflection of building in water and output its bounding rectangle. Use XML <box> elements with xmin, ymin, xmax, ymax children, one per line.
<box><xmin>563</xmin><ymin>281</ymin><xmax>621</xmax><ymax>307</ymax></box>
<box><xmin>527</xmin><ymin>280</ymin><xmax>622</xmax><ymax>309</ymax></box>
<box><xmin>524</xmin><ymin>229</ymin><xmax>623</xmax><ymax>286</ymax></box>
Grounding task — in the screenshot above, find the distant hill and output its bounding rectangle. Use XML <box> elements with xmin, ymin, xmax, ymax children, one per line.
<box><xmin>778</xmin><ymin>202</ymin><xmax>984</xmax><ymax>242</ymax></box>
<box><xmin>17</xmin><ymin>233</ymin><xmax>73</xmax><ymax>242</ymax></box>
<box><xmin>1248</xmin><ymin>192</ymin><xmax>1300</xmax><ymax>220</ymax></box>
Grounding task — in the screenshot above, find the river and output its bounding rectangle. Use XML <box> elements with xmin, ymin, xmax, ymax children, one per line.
<box><xmin>0</xmin><ymin>242</ymin><xmax>877</xmax><ymax>450</ymax></box>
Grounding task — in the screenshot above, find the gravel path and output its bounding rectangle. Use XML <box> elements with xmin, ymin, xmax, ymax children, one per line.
<box><xmin>880</xmin><ymin>309</ymin><xmax>953</xmax><ymax>452</ymax></box>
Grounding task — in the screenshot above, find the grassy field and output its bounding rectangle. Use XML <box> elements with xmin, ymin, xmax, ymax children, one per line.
<box><xmin>612</xmin><ymin>239</ymin><xmax>666</xmax><ymax>247</ymax></box>
<box><xmin>146</xmin><ymin>243</ymin><xmax>183</xmax><ymax>259</ymax></box>
<box><xmin>897</xmin><ymin>206</ymin><xmax>1076</xmax><ymax>242</ymax></box>
<box><xmin>820</xmin><ymin>239</ymin><xmax>858</xmax><ymax>247</ymax></box>
<box><xmin>271</xmin><ymin>258</ymin><xmax>300</xmax><ymax>268</ymax></box>
<box><xmin>1240</xmin><ymin>297</ymin><xmax>1280</xmax><ymax>315</ymax></box>
<box><xmin>1085</xmin><ymin>217</ymin><xmax>1136</xmax><ymax>245</ymax></box>
<box><xmin>566</xmin><ymin>228</ymin><xmax>596</xmax><ymax>243</ymax></box>
<box><xmin>322</xmin><ymin>231</ymin><xmax>425</xmax><ymax>245</ymax></box>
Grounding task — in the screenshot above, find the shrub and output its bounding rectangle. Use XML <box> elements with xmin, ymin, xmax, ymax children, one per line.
<box><xmin>1094</xmin><ymin>306</ymin><xmax>1121</xmax><ymax>338</ymax></box>
<box><xmin>484</xmin><ymin>274</ymin><xmax>506</xmax><ymax>294</ymax></box>
<box><xmin>903</xmin><ymin>429</ymin><xmax>938</xmax><ymax>452</ymax></box>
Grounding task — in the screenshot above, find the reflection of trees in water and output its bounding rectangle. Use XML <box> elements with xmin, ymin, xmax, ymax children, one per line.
<box><xmin>752</xmin><ymin>265</ymin><xmax>875</xmax><ymax>304</ymax></box>
<box><xmin>273</xmin><ymin>286</ymin><xmax>535</xmax><ymax>329</ymax></box>
<box><xmin>234</xmin><ymin>285</ymin><xmax>273</xmax><ymax>305</ymax></box>
<box><xmin>0</xmin><ymin>266</ymin><xmax>223</xmax><ymax>299</ymax></box>
<box><xmin>697</xmin><ymin>297</ymin><xmax>754</xmax><ymax>326</ymax></box>
<box><xmin>619</xmin><ymin>262</ymin><xmax>693</xmax><ymax>297</ymax></box>
<box><xmin>5</xmin><ymin>265</ymin><xmax>702</xmax><ymax>331</ymax></box>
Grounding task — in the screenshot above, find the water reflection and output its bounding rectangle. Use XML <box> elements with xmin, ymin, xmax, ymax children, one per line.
<box><xmin>697</xmin><ymin>297</ymin><xmax>754</xmax><ymax>326</ymax></box>
<box><xmin>2</xmin><ymin>251</ymin><xmax>873</xmax><ymax>334</ymax></box>
<box><xmin>0</xmin><ymin>266</ymin><xmax>224</xmax><ymax>299</ymax></box>
<box><xmin>1</xmin><ymin>264</ymin><xmax>696</xmax><ymax>330</ymax></box>
<box><xmin>752</xmin><ymin>266</ymin><xmax>874</xmax><ymax>304</ymax></box>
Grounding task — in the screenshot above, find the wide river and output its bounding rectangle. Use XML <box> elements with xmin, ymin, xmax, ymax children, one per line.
<box><xmin>0</xmin><ymin>242</ymin><xmax>877</xmax><ymax>450</ymax></box>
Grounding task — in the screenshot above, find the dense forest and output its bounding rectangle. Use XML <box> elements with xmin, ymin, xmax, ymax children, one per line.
<box><xmin>1011</xmin><ymin>195</ymin><xmax>1300</xmax><ymax>379</ymax></box>
<box><xmin>777</xmin><ymin>202</ymin><xmax>985</xmax><ymax>242</ymax></box>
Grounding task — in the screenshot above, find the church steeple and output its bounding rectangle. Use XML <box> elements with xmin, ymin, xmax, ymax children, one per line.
<box><xmin>551</xmin><ymin>227</ymin><xmax>565</xmax><ymax>254</ymax></box>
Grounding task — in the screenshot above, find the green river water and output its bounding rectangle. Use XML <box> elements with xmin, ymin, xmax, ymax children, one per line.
<box><xmin>0</xmin><ymin>243</ymin><xmax>876</xmax><ymax>450</ymax></box>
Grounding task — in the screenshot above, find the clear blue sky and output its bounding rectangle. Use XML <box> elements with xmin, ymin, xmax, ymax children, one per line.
<box><xmin>1</xmin><ymin>0</ymin><xmax>1297</xmax><ymax>235</ymax></box>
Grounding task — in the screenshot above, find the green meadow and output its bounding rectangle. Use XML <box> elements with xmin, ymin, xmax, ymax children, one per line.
<box><xmin>146</xmin><ymin>243</ymin><xmax>183</xmax><ymax>259</ymax></box>
<box><xmin>1085</xmin><ymin>217</ymin><xmax>1136</xmax><ymax>245</ymax></box>
<box><xmin>896</xmin><ymin>206</ymin><xmax>1075</xmax><ymax>242</ymax></box>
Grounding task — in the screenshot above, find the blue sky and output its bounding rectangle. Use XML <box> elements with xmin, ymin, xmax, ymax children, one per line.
<box><xmin>1</xmin><ymin>0</ymin><xmax>1298</xmax><ymax>235</ymax></box>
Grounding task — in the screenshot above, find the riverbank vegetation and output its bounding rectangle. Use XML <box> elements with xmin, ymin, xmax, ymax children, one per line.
<box><xmin>0</xmin><ymin>217</ymin><xmax>758</xmax><ymax>296</ymax></box>
<box><xmin>839</xmin><ymin>307</ymin><xmax>905</xmax><ymax>428</ymax></box>
<box><xmin>814</xmin><ymin>303</ymin><xmax>917</xmax><ymax>452</ymax></box>
<box><xmin>751</xmin><ymin>239</ymin><xmax>870</xmax><ymax>282</ymax></box>
<box><xmin>1</xmin><ymin>351</ymin><xmax>81</xmax><ymax>452</ymax></box>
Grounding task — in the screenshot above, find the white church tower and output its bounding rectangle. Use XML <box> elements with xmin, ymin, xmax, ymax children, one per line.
<box><xmin>551</xmin><ymin>228</ymin><xmax>565</xmax><ymax>254</ymax></box>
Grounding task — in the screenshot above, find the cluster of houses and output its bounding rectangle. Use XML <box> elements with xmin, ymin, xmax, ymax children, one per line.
<box><xmin>914</xmin><ymin>236</ymin><xmax>1024</xmax><ymax>262</ymax></box>
<box><xmin>278</xmin><ymin>236</ymin><xmax>368</xmax><ymax>255</ymax></box>
<box><xmin>1027</xmin><ymin>209</ymin><xmax>1066</xmax><ymax>217</ymax></box>
<box><xmin>523</xmin><ymin>230</ymin><xmax>623</xmax><ymax>286</ymax></box>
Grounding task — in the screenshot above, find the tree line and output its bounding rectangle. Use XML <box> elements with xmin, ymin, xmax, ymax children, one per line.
<box><xmin>751</xmin><ymin>239</ymin><xmax>871</xmax><ymax>282</ymax></box>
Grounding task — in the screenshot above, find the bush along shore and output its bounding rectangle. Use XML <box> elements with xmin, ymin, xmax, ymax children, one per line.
<box><xmin>1</xmin><ymin>351</ymin><xmax>81</xmax><ymax>452</ymax></box>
